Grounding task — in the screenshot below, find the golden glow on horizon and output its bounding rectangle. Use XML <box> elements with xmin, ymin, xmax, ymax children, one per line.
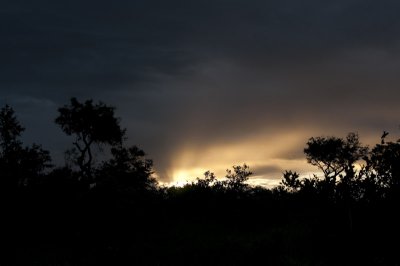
<box><xmin>165</xmin><ymin>130</ymin><xmax>318</xmax><ymax>186</ymax></box>
<box><xmin>160</xmin><ymin>126</ymin><xmax>383</xmax><ymax>187</ymax></box>
<box><xmin>171</xmin><ymin>168</ymin><xmax>208</xmax><ymax>184</ymax></box>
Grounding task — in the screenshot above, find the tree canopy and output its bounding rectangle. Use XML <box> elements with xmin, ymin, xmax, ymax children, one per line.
<box><xmin>55</xmin><ymin>98</ymin><xmax>125</xmax><ymax>181</ymax></box>
<box><xmin>0</xmin><ymin>105</ymin><xmax>51</xmax><ymax>190</ymax></box>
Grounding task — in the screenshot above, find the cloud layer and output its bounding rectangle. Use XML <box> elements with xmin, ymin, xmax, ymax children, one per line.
<box><xmin>2</xmin><ymin>0</ymin><xmax>400</xmax><ymax>182</ymax></box>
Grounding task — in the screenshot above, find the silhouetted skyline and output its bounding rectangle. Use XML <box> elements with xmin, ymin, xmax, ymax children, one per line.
<box><xmin>2</xmin><ymin>0</ymin><xmax>400</xmax><ymax>183</ymax></box>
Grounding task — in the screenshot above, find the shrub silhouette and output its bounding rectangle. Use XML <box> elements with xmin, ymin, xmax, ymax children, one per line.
<box><xmin>97</xmin><ymin>145</ymin><xmax>158</xmax><ymax>198</ymax></box>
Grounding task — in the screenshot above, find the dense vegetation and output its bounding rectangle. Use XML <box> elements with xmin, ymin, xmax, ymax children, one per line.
<box><xmin>1</xmin><ymin>98</ymin><xmax>399</xmax><ymax>265</ymax></box>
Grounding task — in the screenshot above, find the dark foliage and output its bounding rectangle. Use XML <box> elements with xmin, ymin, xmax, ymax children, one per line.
<box><xmin>55</xmin><ymin>98</ymin><xmax>125</xmax><ymax>182</ymax></box>
<box><xmin>0</xmin><ymin>105</ymin><xmax>51</xmax><ymax>191</ymax></box>
<box><xmin>2</xmin><ymin>101</ymin><xmax>400</xmax><ymax>265</ymax></box>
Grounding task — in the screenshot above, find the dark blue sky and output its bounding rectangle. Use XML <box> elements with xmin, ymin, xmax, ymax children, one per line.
<box><xmin>2</xmin><ymin>0</ymin><xmax>400</xmax><ymax>183</ymax></box>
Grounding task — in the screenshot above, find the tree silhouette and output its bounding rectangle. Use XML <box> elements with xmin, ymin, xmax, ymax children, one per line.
<box><xmin>0</xmin><ymin>105</ymin><xmax>51</xmax><ymax>189</ymax></box>
<box><xmin>3</xmin><ymin>98</ymin><xmax>400</xmax><ymax>265</ymax></box>
<box><xmin>55</xmin><ymin>98</ymin><xmax>125</xmax><ymax>183</ymax></box>
<box><xmin>98</xmin><ymin>145</ymin><xmax>157</xmax><ymax>194</ymax></box>
<box><xmin>0</xmin><ymin>105</ymin><xmax>24</xmax><ymax>189</ymax></box>
<box><xmin>0</xmin><ymin>105</ymin><xmax>24</xmax><ymax>154</ymax></box>
<box><xmin>280</xmin><ymin>170</ymin><xmax>301</xmax><ymax>193</ymax></box>
<box><xmin>0</xmin><ymin>99</ymin><xmax>398</xmax><ymax>265</ymax></box>
<box><xmin>368</xmin><ymin>133</ymin><xmax>400</xmax><ymax>196</ymax></box>
<box><xmin>304</xmin><ymin>133</ymin><xmax>368</xmax><ymax>200</ymax></box>
<box><xmin>193</xmin><ymin>170</ymin><xmax>224</xmax><ymax>193</ymax></box>
<box><xmin>303</xmin><ymin>133</ymin><xmax>369</xmax><ymax>232</ymax></box>
<box><xmin>224</xmin><ymin>164</ymin><xmax>252</xmax><ymax>194</ymax></box>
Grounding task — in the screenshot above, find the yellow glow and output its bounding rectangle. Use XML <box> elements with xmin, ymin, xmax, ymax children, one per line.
<box><xmin>164</xmin><ymin>126</ymin><xmax>379</xmax><ymax>187</ymax></box>
<box><xmin>171</xmin><ymin>168</ymin><xmax>208</xmax><ymax>185</ymax></box>
<box><xmin>166</xmin><ymin>129</ymin><xmax>319</xmax><ymax>186</ymax></box>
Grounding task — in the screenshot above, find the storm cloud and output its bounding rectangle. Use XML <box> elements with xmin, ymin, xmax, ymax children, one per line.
<box><xmin>2</xmin><ymin>0</ymin><xmax>400</xmax><ymax>182</ymax></box>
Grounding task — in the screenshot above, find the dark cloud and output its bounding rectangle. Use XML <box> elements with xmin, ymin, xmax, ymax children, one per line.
<box><xmin>251</xmin><ymin>165</ymin><xmax>283</xmax><ymax>179</ymax></box>
<box><xmin>2</xmin><ymin>0</ymin><xmax>400</xmax><ymax>181</ymax></box>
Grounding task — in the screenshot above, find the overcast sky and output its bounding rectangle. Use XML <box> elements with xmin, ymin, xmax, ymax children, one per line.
<box><xmin>2</xmin><ymin>0</ymin><xmax>400</xmax><ymax>184</ymax></box>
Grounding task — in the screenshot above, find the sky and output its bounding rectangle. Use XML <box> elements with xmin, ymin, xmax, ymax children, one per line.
<box><xmin>1</xmin><ymin>0</ymin><xmax>400</xmax><ymax>186</ymax></box>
